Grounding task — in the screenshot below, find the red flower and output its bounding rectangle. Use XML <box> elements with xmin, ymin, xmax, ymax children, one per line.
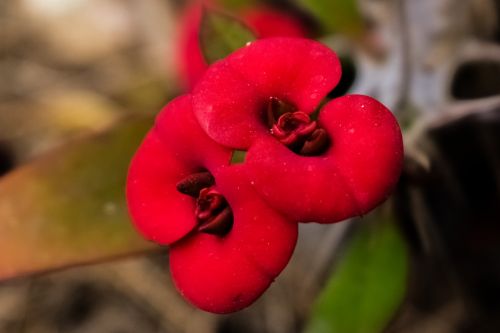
<box><xmin>193</xmin><ymin>38</ymin><xmax>341</xmax><ymax>148</ymax></box>
<box><xmin>192</xmin><ymin>38</ymin><xmax>403</xmax><ymax>223</ymax></box>
<box><xmin>178</xmin><ymin>2</ymin><xmax>308</xmax><ymax>90</ymax></box>
<box><xmin>170</xmin><ymin>164</ymin><xmax>297</xmax><ymax>313</ymax></box>
<box><xmin>127</xmin><ymin>95</ymin><xmax>297</xmax><ymax>313</ymax></box>
<box><xmin>128</xmin><ymin>36</ymin><xmax>403</xmax><ymax>313</ymax></box>
<box><xmin>246</xmin><ymin>95</ymin><xmax>404</xmax><ymax>223</ymax></box>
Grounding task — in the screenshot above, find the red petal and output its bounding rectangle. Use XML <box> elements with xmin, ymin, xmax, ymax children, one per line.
<box><xmin>170</xmin><ymin>235</ymin><xmax>270</xmax><ymax>314</ymax></box>
<box><xmin>216</xmin><ymin>165</ymin><xmax>298</xmax><ymax>275</ymax></box>
<box><xmin>192</xmin><ymin>38</ymin><xmax>341</xmax><ymax>149</ymax></box>
<box><xmin>127</xmin><ymin>95</ymin><xmax>231</xmax><ymax>244</ymax></box>
<box><xmin>319</xmin><ymin>95</ymin><xmax>404</xmax><ymax>212</ymax></box>
<box><xmin>127</xmin><ymin>130</ymin><xmax>197</xmax><ymax>244</ymax></box>
<box><xmin>192</xmin><ymin>60</ymin><xmax>264</xmax><ymax>149</ymax></box>
<box><xmin>245</xmin><ymin>95</ymin><xmax>403</xmax><ymax>223</ymax></box>
<box><xmin>245</xmin><ymin>136</ymin><xmax>360</xmax><ymax>223</ymax></box>
<box><xmin>169</xmin><ymin>165</ymin><xmax>297</xmax><ymax>313</ymax></box>
<box><xmin>155</xmin><ymin>95</ymin><xmax>232</xmax><ymax>172</ymax></box>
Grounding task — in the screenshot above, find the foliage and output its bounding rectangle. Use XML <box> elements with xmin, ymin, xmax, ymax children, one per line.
<box><xmin>0</xmin><ymin>118</ymin><xmax>158</xmax><ymax>281</ymax></box>
<box><xmin>305</xmin><ymin>212</ymin><xmax>409</xmax><ymax>333</ymax></box>
<box><xmin>200</xmin><ymin>8</ymin><xmax>256</xmax><ymax>64</ymax></box>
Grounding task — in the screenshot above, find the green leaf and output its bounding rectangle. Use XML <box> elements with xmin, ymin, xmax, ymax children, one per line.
<box><xmin>305</xmin><ymin>212</ymin><xmax>408</xmax><ymax>333</ymax></box>
<box><xmin>218</xmin><ymin>0</ymin><xmax>257</xmax><ymax>10</ymax></box>
<box><xmin>200</xmin><ymin>8</ymin><xmax>256</xmax><ymax>64</ymax></box>
<box><xmin>297</xmin><ymin>0</ymin><xmax>364</xmax><ymax>37</ymax></box>
<box><xmin>230</xmin><ymin>150</ymin><xmax>247</xmax><ymax>164</ymax></box>
<box><xmin>0</xmin><ymin>118</ymin><xmax>159</xmax><ymax>281</ymax></box>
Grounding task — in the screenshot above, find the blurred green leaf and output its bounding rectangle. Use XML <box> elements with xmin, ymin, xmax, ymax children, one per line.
<box><xmin>230</xmin><ymin>150</ymin><xmax>247</xmax><ymax>164</ymax></box>
<box><xmin>0</xmin><ymin>117</ymin><xmax>159</xmax><ymax>281</ymax></box>
<box><xmin>305</xmin><ymin>213</ymin><xmax>408</xmax><ymax>333</ymax></box>
<box><xmin>200</xmin><ymin>8</ymin><xmax>256</xmax><ymax>64</ymax></box>
<box><xmin>297</xmin><ymin>0</ymin><xmax>364</xmax><ymax>37</ymax></box>
<box><xmin>218</xmin><ymin>0</ymin><xmax>257</xmax><ymax>10</ymax></box>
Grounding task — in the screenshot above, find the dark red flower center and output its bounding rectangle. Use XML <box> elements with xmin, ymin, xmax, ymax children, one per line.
<box><xmin>176</xmin><ymin>171</ymin><xmax>233</xmax><ymax>236</ymax></box>
<box><xmin>266</xmin><ymin>97</ymin><xmax>330</xmax><ymax>156</ymax></box>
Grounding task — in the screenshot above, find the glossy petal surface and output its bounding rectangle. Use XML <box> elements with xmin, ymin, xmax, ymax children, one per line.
<box><xmin>193</xmin><ymin>38</ymin><xmax>341</xmax><ymax>148</ymax></box>
<box><xmin>245</xmin><ymin>95</ymin><xmax>403</xmax><ymax>223</ymax></box>
<box><xmin>169</xmin><ymin>165</ymin><xmax>298</xmax><ymax>313</ymax></box>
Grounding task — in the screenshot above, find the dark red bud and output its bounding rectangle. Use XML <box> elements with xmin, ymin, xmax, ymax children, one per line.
<box><xmin>270</xmin><ymin>108</ymin><xmax>329</xmax><ymax>156</ymax></box>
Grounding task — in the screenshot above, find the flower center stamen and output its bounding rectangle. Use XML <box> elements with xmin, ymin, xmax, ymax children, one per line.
<box><xmin>195</xmin><ymin>187</ymin><xmax>233</xmax><ymax>235</ymax></box>
<box><xmin>176</xmin><ymin>171</ymin><xmax>214</xmax><ymax>197</ymax></box>
<box><xmin>176</xmin><ymin>172</ymin><xmax>233</xmax><ymax>236</ymax></box>
<box><xmin>267</xmin><ymin>98</ymin><xmax>330</xmax><ymax>155</ymax></box>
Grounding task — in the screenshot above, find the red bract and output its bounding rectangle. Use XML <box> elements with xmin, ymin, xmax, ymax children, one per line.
<box><xmin>193</xmin><ymin>38</ymin><xmax>341</xmax><ymax>149</ymax></box>
<box><xmin>178</xmin><ymin>3</ymin><xmax>308</xmax><ymax>89</ymax></box>
<box><xmin>192</xmin><ymin>38</ymin><xmax>403</xmax><ymax>223</ymax></box>
<box><xmin>127</xmin><ymin>95</ymin><xmax>297</xmax><ymax>313</ymax></box>
<box><xmin>245</xmin><ymin>95</ymin><xmax>404</xmax><ymax>223</ymax></box>
<box><xmin>127</xmin><ymin>129</ymin><xmax>198</xmax><ymax>245</ymax></box>
<box><xmin>170</xmin><ymin>165</ymin><xmax>297</xmax><ymax>313</ymax></box>
<box><xmin>127</xmin><ymin>95</ymin><xmax>232</xmax><ymax>244</ymax></box>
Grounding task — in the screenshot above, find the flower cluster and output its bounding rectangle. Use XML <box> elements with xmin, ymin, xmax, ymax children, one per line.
<box><xmin>127</xmin><ymin>37</ymin><xmax>403</xmax><ymax>313</ymax></box>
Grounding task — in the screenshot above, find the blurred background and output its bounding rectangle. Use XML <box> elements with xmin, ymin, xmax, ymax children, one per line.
<box><xmin>1</xmin><ymin>0</ymin><xmax>500</xmax><ymax>332</ymax></box>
